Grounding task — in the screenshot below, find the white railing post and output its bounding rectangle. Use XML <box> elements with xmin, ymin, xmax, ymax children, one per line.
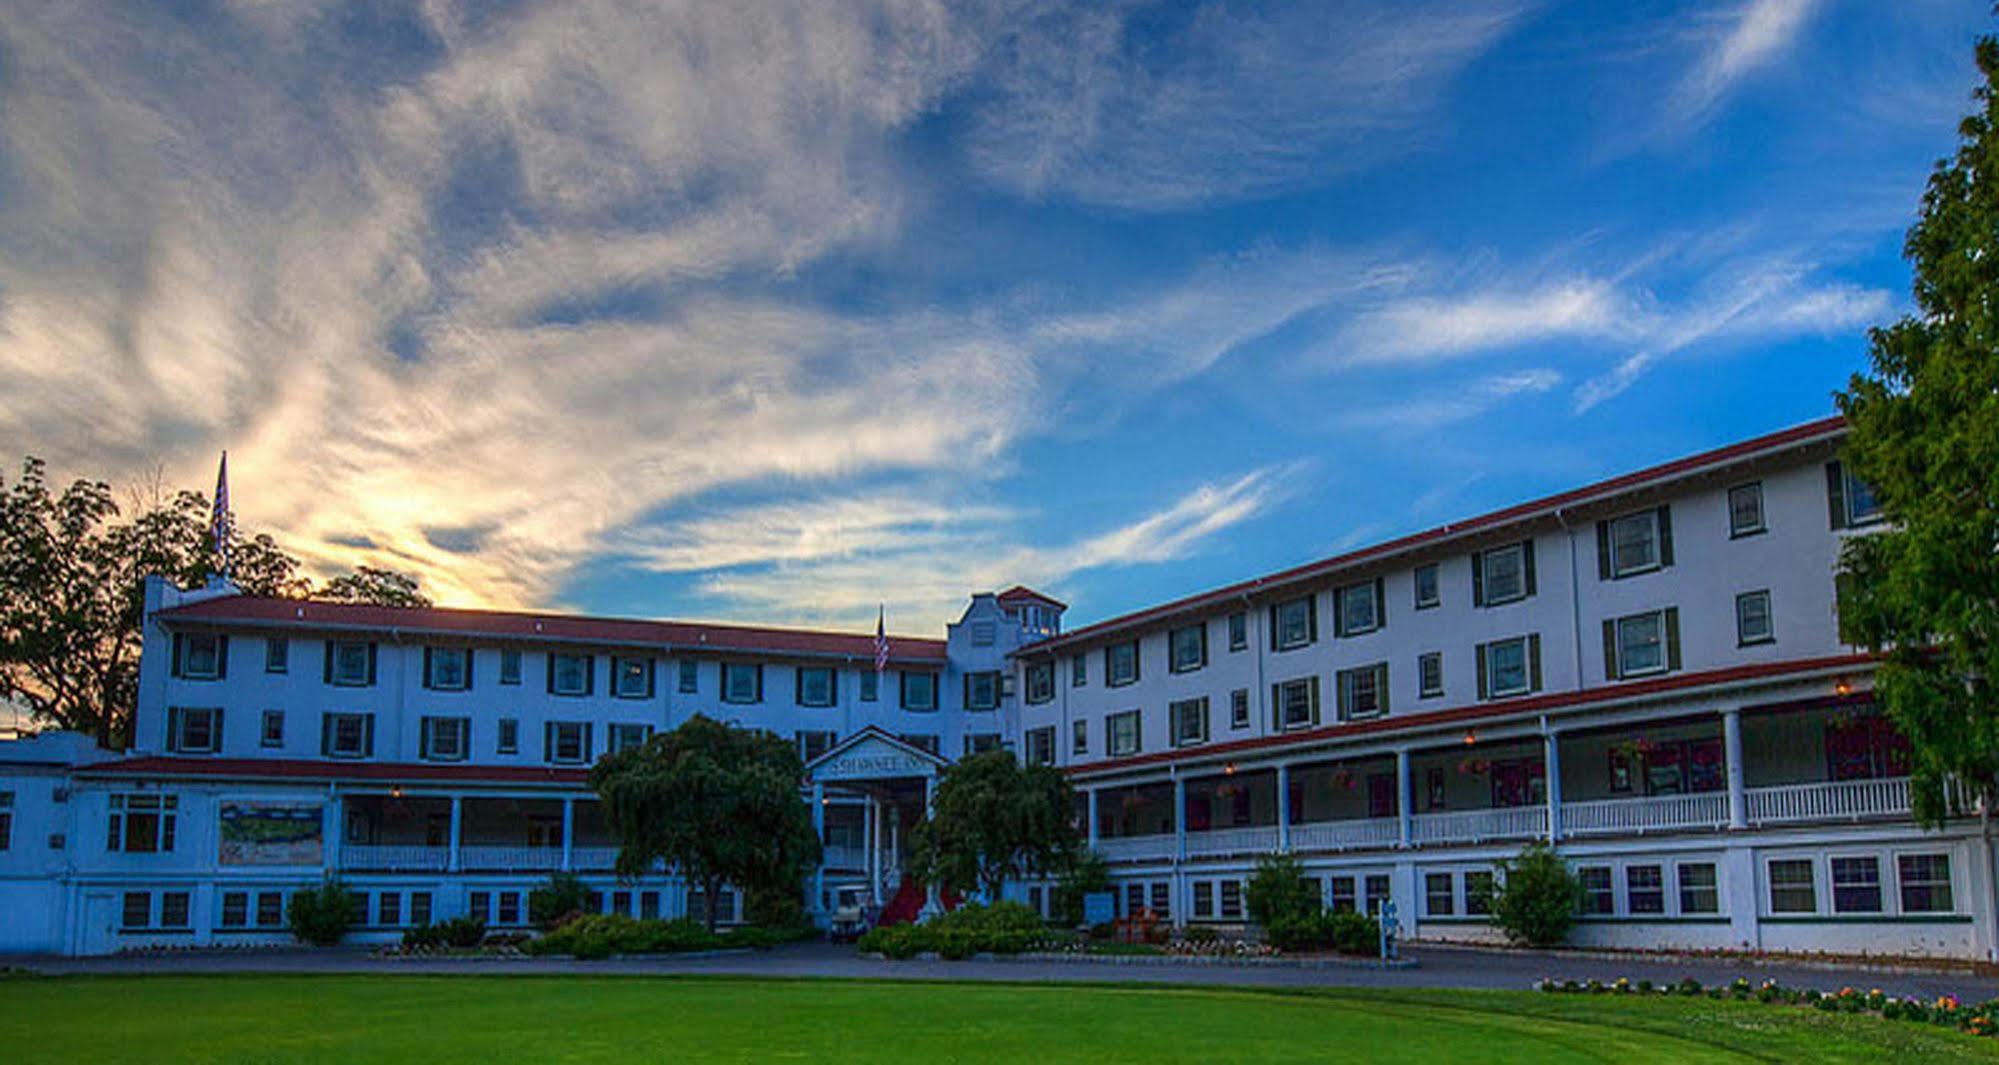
<box><xmin>1543</xmin><ymin>731</ymin><xmax>1563</xmax><ymax>843</ymax></box>
<box><xmin>561</xmin><ymin>798</ymin><xmax>575</xmax><ymax>873</ymax></box>
<box><xmin>811</xmin><ymin>782</ymin><xmax>826</xmax><ymax>916</ymax></box>
<box><xmin>1395</xmin><ymin>749</ymin><xmax>1413</xmax><ymax>848</ymax></box>
<box><xmin>447</xmin><ymin>795</ymin><xmax>463</xmax><ymax>873</ymax></box>
<box><xmin>1087</xmin><ymin>788</ymin><xmax>1099</xmax><ymax>849</ymax></box>
<box><xmin>1723</xmin><ymin>708</ymin><xmax>1747</xmax><ymax>830</ymax></box>
<box><xmin>1276</xmin><ymin>764</ymin><xmax>1292</xmax><ymax>853</ymax></box>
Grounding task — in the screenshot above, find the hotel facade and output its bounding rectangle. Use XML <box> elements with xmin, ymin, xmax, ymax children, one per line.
<box><xmin>0</xmin><ymin>415</ymin><xmax>1990</xmax><ymax>959</ymax></box>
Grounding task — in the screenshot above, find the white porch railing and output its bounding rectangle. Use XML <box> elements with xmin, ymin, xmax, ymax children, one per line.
<box><xmin>1185</xmin><ymin>826</ymin><xmax>1280</xmax><ymax>857</ymax></box>
<box><xmin>1095</xmin><ymin>834</ymin><xmax>1178</xmax><ymax>863</ymax></box>
<box><xmin>1289</xmin><ymin>817</ymin><xmax>1400</xmax><ymax>852</ymax></box>
<box><xmin>341</xmin><ymin>844</ymin><xmax>448</xmax><ymax>872</ymax></box>
<box><xmin>1746</xmin><ymin>777</ymin><xmax>1911</xmax><ymax>826</ymax></box>
<box><xmin>1562</xmin><ymin>792</ymin><xmax>1729</xmax><ymax>837</ymax></box>
<box><xmin>1410</xmin><ymin>805</ymin><xmax>1546</xmax><ymax>845</ymax></box>
<box><xmin>459</xmin><ymin>845</ymin><xmax>564</xmax><ymax>871</ymax></box>
<box><xmin>571</xmin><ymin>846</ymin><xmax>621</xmax><ymax>871</ymax></box>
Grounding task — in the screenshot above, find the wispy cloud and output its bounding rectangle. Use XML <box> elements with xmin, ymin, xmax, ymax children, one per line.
<box><xmin>1666</xmin><ymin>0</ymin><xmax>1818</xmax><ymax>131</ymax></box>
<box><xmin>1335</xmin><ymin>369</ymin><xmax>1563</xmax><ymax>433</ymax></box>
<box><xmin>1336</xmin><ymin>280</ymin><xmax>1633</xmax><ymax>365</ymax></box>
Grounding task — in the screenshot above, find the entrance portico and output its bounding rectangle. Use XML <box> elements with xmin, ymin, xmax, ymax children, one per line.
<box><xmin>804</xmin><ymin>727</ymin><xmax>945</xmax><ymax>920</ymax></box>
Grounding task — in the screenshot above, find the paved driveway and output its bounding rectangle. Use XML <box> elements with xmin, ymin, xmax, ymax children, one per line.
<box><xmin>7</xmin><ymin>940</ymin><xmax>1997</xmax><ymax>1002</ymax></box>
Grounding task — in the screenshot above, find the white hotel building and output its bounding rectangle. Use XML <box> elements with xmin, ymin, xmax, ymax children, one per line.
<box><xmin>0</xmin><ymin>414</ymin><xmax>1990</xmax><ymax>958</ymax></box>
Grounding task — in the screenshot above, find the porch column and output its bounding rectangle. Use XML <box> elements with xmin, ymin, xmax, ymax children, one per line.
<box><xmin>1723</xmin><ymin>708</ymin><xmax>1747</xmax><ymax>830</ymax></box>
<box><xmin>810</xmin><ymin>782</ymin><xmax>826</xmax><ymax>916</ymax></box>
<box><xmin>1276</xmin><ymin>763</ymin><xmax>1292</xmax><ymax>852</ymax></box>
<box><xmin>1395</xmin><ymin>748</ymin><xmax>1413</xmax><ymax>848</ymax></box>
<box><xmin>1086</xmin><ymin>788</ymin><xmax>1099</xmax><ymax>849</ymax></box>
<box><xmin>323</xmin><ymin>788</ymin><xmax>343</xmax><ymax>872</ymax></box>
<box><xmin>447</xmin><ymin>794</ymin><xmax>463</xmax><ymax>873</ymax></box>
<box><xmin>1173</xmin><ymin>775</ymin><xmax>1187</xmax><ymax>862</ymax></box>
<box><xmin>1543</xmin><ymin>731</ymin><xmax>1563</xmax><ymax>843</ymax></box>
<box><xmin>560</xmin><ymin>798</ymin><xmax>576</xmax><ymax>872</ymax></box>
<box><xmin>923</xmin><ymin>776</ymin><xmax>940</xmax><ymax>915</ymax></box>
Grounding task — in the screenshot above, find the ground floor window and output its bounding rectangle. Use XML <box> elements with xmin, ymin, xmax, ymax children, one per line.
<box><xmin>1624</xmin><ymin>865</ymin><xmax>1664</xmax><ymax>915</ymax></box>
<box><xmin>1677</xmin><ymin>864</ymin><xmax>1719</xmax><ymax>914</ymax></box>
<box><xmin>122</xmin><ymin>891</ymin><xmax>150</xmax><ymax>930</ymax></box>
<box><xmin>1768</xmin><ymin>859</ymin><xmax>1817</xmax><ymax>914</ymax></box>
<box><xmin>1329</xmin><ymin>876</ymin><xmax>1357</xmax><ymax>913</ymax></box>
<box><xmin>1578</xmin><ymin>866</ymin><xmax>1614</xmax><ymax>915</ymax></box>
<box><xmin>1218</xmin><ymin>880</ymin><xmax>1244</xmax><ymax>921</ymax></box>
<box><xmin>640</xmin><ymin>891</ymin><xmax>660</xmax><ymax>920</ymax></box>
<box><xmin>409</xmin><ymin>892</ymin><xmax>432</xmax><ymax>926</ymax></box>
<box><xmin>121</xmin><ymin>890</ymin><xmax>192</xmax><ymax>932</ymax></box>
<box><xmin>1125</xmin><ymin>882</ymin><xmax>1145</xmax><ymax>917</ymax></box>
<box><xmin>1424</xmin><ymin>873</ymin><xmax>1454</xmax><ymax>917</ymax></box>
<box><xmin>1192</xmin><ymin>881</ymin><xmax>1214</xmax><ymax>920</ymax></box>
<box><xmin>377</xmin><ymin>892</ymin><xmax>401</xmax><ymax>926</ymax></box>
<box><xmin>1899</xmin><ymin>854</ymin><xmax>1954</xmax><ymax>914</ymax></box>
<box><xmin>1364</xmin><ymin>874</ymin><xmax>1392</xmax><ymax>916</ymax></box>
<box><xmin>1831</xmin><ymin>856</ymin><xmax>1883</xmax><ymax>914</ymax></box>
<box><xmin>1149</xmin><ymin>882</ymin><xmax>1170</xmax><ymax>919</ymax></box>
<box><xmin>1464</xmin><ymin>871</ymin><xmax>1495</xmax><ymax>916</ymax></box>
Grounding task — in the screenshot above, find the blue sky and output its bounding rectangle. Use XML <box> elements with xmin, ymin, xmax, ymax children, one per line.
<box><xmin>0</xmin><ymin>1</ymin><xmax>1986</xmax><ymax>633</ymax></box>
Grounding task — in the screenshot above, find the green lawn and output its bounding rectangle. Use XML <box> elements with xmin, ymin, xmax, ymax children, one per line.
<box><xmin>2</xmin><ymin>974</ymin><xmax>1995</xmax><ymax>1063</ymax></box>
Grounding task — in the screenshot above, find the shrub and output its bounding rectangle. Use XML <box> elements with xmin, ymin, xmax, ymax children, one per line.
<box><xmin>927</xmin><ymin>901</ymin><xmax>1044</xmax><ymax>935</ymax></box>
<box><xmin>527</xmin><ymin>915</ymin><xmax>719</xmax><ymax>959</ymax></box>
<box><xmin>1246</xmin><ymin>853</ymin><xmax>1320</xmax><ymax>929</ymax></box>
<box><xmin>854</xmin><ymin>903</ymin><xmax>1051</xmax><ymax>959</ymax></box>
<box><xmin>287</xmin><ymin>878</ymin><xmax>357</xmax><ymax>947</ymax></box>
<box><xmin>744</xmin><ymin>884</ymin><xmax>811</xmax><ymax>935</ymax></box>
<box><xmin>1051</xmin><ymin>850</ymin><xmax>1111</xmax><ymax>927</ymax></box>
<box><xmin>1264</xmin><ymin>909</ymin><xmax>1381</xmax><ymax>955</ymax></box>
<box><xmin>1491</xmin><ymin>844</ymin><xmax>1580</xmax><ymax>948</ymax></box>
<box><xmin>527</xmin><ymin>873</ymin><xmax>592</xmax><ymax>931</ymax></box>
<box><xmin>439</xmin><ymin>915</ymin><xmax>487</xmax><ymax>948</ymax></box>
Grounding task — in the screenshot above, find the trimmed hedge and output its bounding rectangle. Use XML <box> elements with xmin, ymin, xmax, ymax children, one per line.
<box><xmin>287</xmin><ymin>878</ymin><xmax>356</xmax><ymax>947</ymax></box>
<box><xmin>1264</xmin><ymin>910</ymin><xmax>1381</xmax><ymax>955</ymax></box>
<box><xmin>402</xmin><ymin>916</ymin><xmax>487</xmax><ymax>950</ymax></box>
<box><xmin>856</xmin><ymin>901</ymin><xmax>1053</xmax><ymax>960</ymax></box>
<box><xmin>524</xmin><ymin>915</ymin><xmax>805</xmax><ymax>960</ymax></box>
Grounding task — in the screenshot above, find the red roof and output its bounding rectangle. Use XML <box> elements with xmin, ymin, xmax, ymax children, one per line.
<box><xmin>157</xmin><ymin>597</ymin><xmax>948</xmax><ymax>664</ymax></box>
<box><xmin>1027</xmin><ymin>415</ymin><xmax>1847</xmax><ymax>655</ymax></box>
<box><xmin>997</xmin><ymin>585</ymin><xmax>1067</xmax><ymax>610</ymax></box>
<box><xmin>75</xmin><ymin>756</ymin><xmax>590</xmax><ymax>786</ymax></box>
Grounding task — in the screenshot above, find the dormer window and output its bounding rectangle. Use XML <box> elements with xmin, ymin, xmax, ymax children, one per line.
<box><xmin>174</xmin><ymin>633</ymin><xmax>225</xmax><ymax>680</ymax></box>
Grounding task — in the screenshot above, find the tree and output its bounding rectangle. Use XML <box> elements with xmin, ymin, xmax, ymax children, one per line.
<box><xmin>0</xmin><ymin>455</ymin><xmax>427</xmax><ymax>746</ymax></box>
<box><xmin>1245</xmin><ymin>852</ymin><xmax>1320</xmax><ymax>928</ymax></box>
<box><xmin>908</xmin><ymin>749</ymin><xmax>1078</xmax><ymax>901</ymax></box>
<box><xmin>1490</xmin><ymin>844</ymin><xmax>1579</xmax><ymax>948</ymax></box>
<box><xmin>1050</xmin><ymin>849</ymin><xmax>1111</xmax><ymax>927</ymax></box>
<box><xmin>1836</xmin><ymin>33</ymin><xmax>1999</xmax><ymax>826</ymax></box>
<box><xmin>589</xmin><ymin>715</ymin><xmax>821</xmax><ymax>933</ymax></box>
<box><xmin>319</xmin><ymin>566</ymin><xmax>430</xmax><ymax>608</ymax></box>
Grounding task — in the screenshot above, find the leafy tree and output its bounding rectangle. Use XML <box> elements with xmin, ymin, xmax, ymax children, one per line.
<box><xmin>319</xmin><ymin>566</ymin><xmax>430</xmax><ymax>608</ymax></box>
<box><xmin>1836</xmin><ymin>33</ymin><xmax>1999</xmax><ymax>825</ymax></box>
<box><xmin>1050</xmin><ymin>848</ymin><xmax>1111</xmax><ymax>927</ymax></box>
<box><xmin>0</xmin><ymin>455</ymin><xmax>426</xmax><ymax>746</ymax></box>
<box><xmin>1245</xmin><ymin>852</ymin><xmax>1320</xmax><ymax>928</ymax></box>
<box><xmin>908</xmin><ymin>749</ymin><xmax>1079</xmax><ymax>901</ymax></box>
<box><xmin>589</xmin><ymin>715</ymin><xmax>822</xmax><ymax>934</ymax></box>
<box><xmin>1490</xmin><ymin>844</ymin><xmax>1579</xmax><ymax>948</ymax></box>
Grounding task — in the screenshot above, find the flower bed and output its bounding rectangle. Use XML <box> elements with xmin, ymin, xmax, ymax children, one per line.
<box><xmin>1535</xmin><ymin>975</ymin><xmax>1998</xmax><ymax>1038</ymax></box>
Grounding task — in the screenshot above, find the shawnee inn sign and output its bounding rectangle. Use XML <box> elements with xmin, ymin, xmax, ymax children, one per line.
<box><xmin>807</xmin><ymin>729</ymin><xmax>943</xmax><ymax>784</ymax></box>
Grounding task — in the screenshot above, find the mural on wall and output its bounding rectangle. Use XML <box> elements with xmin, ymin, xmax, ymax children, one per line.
<box><xmin>218</xmin><ymin>801</ymin><xmax>324</xmax><ymax>866</ymax></box>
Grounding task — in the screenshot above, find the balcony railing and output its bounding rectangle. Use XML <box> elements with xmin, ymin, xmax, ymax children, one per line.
<box><xmin>1185</xmin><ymin>826</ymin><xmax>1280</xmax><ymax>858</ymax></box>
<box><xmin>572</xmin><ymin>846</ymin><xmax>621</xmax><ymax>871</ymax></box>
<box><xmin>1410</xmin><ymin>805</ymin><xmax>1546</xmax><ymax>845</ymax></box>
<box><xmin>1094</xmin><ymin>834</ymin><xmax>1178</xmax><ymax>863</ymax></box>
<box><xmin>1746</xmin><ymin>777</ymin><xmax>1911</xmax><ymax>826</ymax></box>
<box><xmin>1562</xmin><ymin>792</ymin><xmax>1729</xmax><ymax>837</ymax></box>
<box><xmin>459</xmin><ymin>845</ymin><xmax>564</xmax><ymax>871</ymax></box>
<box><xmin>342</xmin><ymin>844</ymin><xmax>449</xmax><ymax>872</ymax></box>
<box><xmin>1289</xmin><ymin>817</ymin><xmax>1400</xmax><ymax>852</ymax></box>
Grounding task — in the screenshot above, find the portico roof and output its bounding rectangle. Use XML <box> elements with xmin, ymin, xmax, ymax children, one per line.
<box><xmin>805</xmin><ymin>725</ymin><xmax>946</xmax><ymax>784</ymax></box>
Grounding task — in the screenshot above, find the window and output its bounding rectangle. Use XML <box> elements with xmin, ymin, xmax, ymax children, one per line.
<box><xmin>1768</xmin><ymin>859</ymin><xmax>1817</xmax><ymax>914</ymax></box>
<box><xmin>1418</xmin><ymin>652</ymin><xmax>1444</xmax><ymax>698</ymax></box>
<box><xmin>1336</xmin><ymin>663</ymin><xmax>1388</xmax><ymax>721</ymax></box>
<box><xmin>613</xmin><ymin>657</ymin><xmax>654</xmax><ymax>699</ymax></box>
<box><xmin>1465</xmin><ymin>871</ymin><xmax>1495</xmax><ymax>916</ymax></box>
<box><xmin>1899</xmin><ymin>854</ymin><xmax>1954</xmax><ymax>913</ymax></box>
<box><xmin>1414</xmin><ymin>564</ymin><xmax>1440</xmax><ymax>609</ymax></box>
<box><xmin>1270</xmin><ymin>596</ymin><xmax>1317</xmax><ymax>651</ymax></box>
<box><xmin>165</xmin><ymin>707</ymin><xmax>222</xmax><ymax>753</ymax></box>
<box><xmin>1329</xmin><ymin>876</ymin><xmax>1357</xmax><ymax>914</ymax></box>
<box><xmin>641</xmin><ymin>891</ymin><xmax>660</xmax><ymax>920</ymax></box>
<box><xmin>1025</xmin><ymin>726</ymin><xmax>1056</xmax><ymax>766</ymax></box>
<box><xmin>1473</xmin><ymin>542</ymin><xmax>1533</xmax><ymax>606</ymax></box>
<box><xmin>1424</xmin><ymin>873</ymin><xmax>1455</xmax><ymax>916</ymax></box>
<box><xmin>175</xmin><ymin>632</ymin><xmax>224</xmax><ymax>679</ymax></box>
<box><xmin>723</xmin><ymin>663</ymin><xmax>763</xmax><ymax>704</ymax></box>
<box><xmin>1273</xmin><ymin>677</ymin><xmax>1319</xmax><ymax>731</ymax></box>
<box><xmin>1578</xmin><ymin>866</ymin><xmax>1614</xmax><ymax>915</ymax></box>
<box><xmin>419</xmin><ymin>716</ymin><xmax>470</xmax><ymax>762</ymax></box>
<box><xmin>963</xmin><ymin>671</ymin><xmax>999</xmax><ymax>711</ymax></box>
<box><xmin>1678</xmin><ymin>863</ymin><xmax>1719</xmax><ymax>914</ymax></box>
<box><xmin>499</xmin><ymin>650</ymin><xmax>522</xmax><ymax>685</ymax></box>
<box><xmin>260</xmin><ymin>710</ymin><xmax>284</xmax><ymax>748</ymax></box>
<box><xmin>1219</xmin><ymin>880</ymin><xmax>1243</xmax><ymax>921</ymax></box>
<box><xmin>264</xmin><ymin>638</ymin><xmax>288</xmax><ymax>674</ymax></box>
<box><xmin>1830</xmin><ymin>856</ymin><xmax>1882</xmax><ymax>913</ymax></box>
<box><xmin>409</xmin><ymin>892</ymin><xmax>432</xmax><ymax>927</ymax></box>
<box><xmin>1626</xmin><ymin>865</ymin><xmax>1665</xmax><ymax>915</ymax></box>
<box><xmin>1169</xmin><ymin>624</ymin><xmax>1207</xmax><ymax>673</ymax></box>
<box><xmin>678</xmin><ymin>659</ymin><xmax>699</xmax><ymax>693</ymax></box>
<box><xmin>122</xmin><ymin>892</ymin><xmax>151</xmax><ymax>930</ymax></box>
<box><xmin>797</xmin><ymin>666</ymin><xmax>837</xmax><ymax>708</ymax></box>
<box><xmin>1335</xmin><ymin>579</ymin><xmax>1383</xmax><ymax>636</ymax></box>
<box><xmin>497</xmin><ymin>891</ymin><xmax>521</xmax><ymax>926</ymax></box>
<box><xmin>1228</xmin><ymin>612</ymin><xmax>1247</xmax><ymax>651</ymax></box>
<box><xmin>1728</xmin><ymin>482</ymin><xmax>1765</xmax><ymax>537</ymax></box>
<box><xmin>1025</xmin><ymin>663</ymin><xmax>1054</xmax><ymax>704</ymax></box>
<box><xmin>325</xmin><ymin>640</ymin><xmax>374</xmax><ymax>687</ymax></box>
<box><xmin>899</xmin><ymin>733</ymin><xmax>940</xmax><ymax>756</ymax></box>
<box><xmin>257</xmin><ymin>891</ymin><xmax>285</xmax><ymax>927</ymax></box>
<box><xmin>545</xmin><ymin>722</ymin><xmax>592</xmax><ymax>764</ymax></box>
<box><xmin>971</xmin><ymin>621</ymin><xmax>996</xmax><ymax>647</ymax></box>
<box><xmin>1607</xmin><ymin>609</ymin><xmax>1679</xmax><ymax>680</ymax></box>
<box><xmin>548</xmin><ymin>653</ymin><xmax>593</xmax><ymax>696</ymax></box>
<box><xmin>378</xmin><ymin>892</ymin><xmax>401</xmax><ymax>927</ymax></box>
<box><xmin>1736</xmin><ymin>590</ymin><xmax>1773</xmax><ymax>646</ymax></box>
<box><xmin>1601</xmin><ymin>508</ymin><xmax>1672</xmax><ymax>579</ymax></box>
<box><xmin>1192</xmin><ymin>881</ymin><xmax>1215</xmax><ymax>919</ymax></box>
<box><xmin>424</xmin><ymin>647</ymin><xmax>470</xmax><ymax>691</ymax></box>
<box><xmin>1365</xmin><ymin>875</ymin><xmax>1392</xmax><ymax>916</ymax></box>
<box><xmin>859</xmin><ymin>670</ymin><xmax>879</xmax><ymax>702</ymax></box>
<box><xmin>1071</xmin><ymin>655</ymin><xmax>1086</xmax><ymax>687</ymax></box>
<box><xmin>1106</xmin><ymin>711</ymin><xmax>1141</xmax><ymax>757</ymax></box>
<box><xmin>796</xmin><ymin>730</ymin><xmax>837</xmax><ymax>763</ymax></box>
<box><xmin>608</xmin><ymin>723</ymin><xmax>652</xmax><ymax>754</ymax></box>
<box><xmin>320</xmin><ymin>712</ymin><xmax>375</xmax><ymax>759</ymax></box>
<box><xmin>1105</xmin><ymin>641</ymin><xmax>1139</xmax><ymax>687</ymax></box>
<box><xmin>1071</xmin><ymin>720</ymin><xmax>1088</xmax><ymax>756</ymax></box>
<box><xmin>1150</xmin><ymin>882</ymin><xmax>1170</xmax><ymax>919</ymax></box>
<box><xmin>900</xmin><ymin>672</ymin><xmax>938</xmax><ymax>711</ymax></box>
<box><xmin>964</xmin><ymin>733</ymin><xmax>1002</xmax><ymax>756</ymax></box>
<box><xmin>1229</xmin><ymin>689</ymin><xmax>1250</xmax><ymax>729</ymax></box>
<box><xmin>108</xmin><ymin>794</ymin><xmax>177</xmax><ymax>853</ymax></box>
<box><xmin>1170</xmin><ymin>698</ymin><xmax>1208</xmax><ymax>747</ymax></box>
<box><xmin>1477</xmin><ymin>636</ymin><xmax>1538</xmax><ymax>699</ymax></box>
<box><xmin>497</xmin><ymin>718</ymin><xmax>520</xmax><ymax>755</ymax></box>
<box><xmin>1827</xmin><ymin>460</ymin><xmax>1884</xmax><ymax>528</ymax></box>
<box><xmin>158</xmin><ymin>891</ymin><xmax>190</xmax><ymax>929</ymax></box>
<box><xmin>0</xmin><ymin>791</ymin><xmax>12</xmax><ymax>851</ymax></box>
<box><xmin>221</xmin><ymin>891</ymin><xmax>249</xmax><ymax>928</ymax></box>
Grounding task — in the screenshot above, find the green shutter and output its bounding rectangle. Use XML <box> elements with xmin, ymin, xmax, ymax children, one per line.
<box><xmin>544</xmin><ymin>721</ymin><xmax>555</xmax><ymax>761</ymax></box>
<box><xmin>1474</xmin><ymin>643</ymin><xmax>1489</xmax><ymax>700</ymax></box>
<box><xmin>1334</xmin><ymin>671</ymin><xmax>1348</xmax><ymax>721</ymax></box>
<box><xmin>1595</xmin><ymin>522</ymin><xmax>1612</xmax><ymax>580</ymax></box>
<box><xmin>215</xmin><ymin>636</ymin><xmax>229</xmax><ymax>679</ymax></box>
<box><xmin>366</xmin><ymin>643</ymin><xmax>378</xmax><ymax>685</ymax></box>
<box><xmin>171</xmin><ymin>634</ymin><xmax>184</xmax><ymax>678</ymax></box>
<box><xmin>166</xmin><ymin>707</ymin><xmax>183</xmax><ymax>751</ymax></box>
<box><xmin>1664</xmin><ymin>608</ymin><xmax>1682</xmax><ymax>671</ymax></box>
<box><xmin>211</xmin><ymin>708</ymin><xmax>224</xmax><ymax>752</ymax></box>
<box><xmin>1332</xmin><ymin>588</ymin><xmax>1345</xmax><ymax>635</ymax></box>
<box><xmin>1656</xmin><ymin>506</ymin><xmax>1674</xmax><ymax>567</ymax></box>
<box><xmin>1309</xmin><ymin>676</ymin><xmax>1322</xmax><ymax>726</ymax></box>
<box><xmin>1374</xmin><ymin>577</ymin><xmax>1387</xmax><ymax>628</ymax></box>
<box><xmin>362</xmin><ymin>715</ymin><xmax>375</xmax><ymax>757</ymax></box>
<box><xmin>1826</xmin><ymin>461</ymin><xmax>1848</xmax><ymax>529</ymax></box>
<box><xmin>320</xmin><ymin>714</ymin><xmax>335</xmax><ymax>757</ymax></box>
<box><xmin>323</xmin><ymin>642</ymin><xmax>334</xmax><ymax>684</ymax></box>
<box><xmin>1471</xmin><ymin>551</ymin><xmax>1485</xmax><ymax>607</ymax></box>
<box><xmin>422</xmin><ymin>648</ymin><xmax>434</xmax><ymax>689</ymax></box>
<box><xmin>1527</xmin><ymin>634</ymin><xmax>1542</xmax><ymax>693</ymax></box>
<box><xmin>1521</xmin><ymin>541</ymin><xmax>1537</xmax><ymax>596</ymax></box>
<box><xmin>419</xmin><ymin>717</ymin><xmax>431</xmax><ymax>759</ymax></box>
<box><xmin>465</xmin><ymin>649</ymin><xmax>476</xmax><ymax>691</ymax></box>
<box><xmin>1270</xmin><ymin>684</ymin><xmax>1282</xmax><ymax>731</ymax></box>
<box><xmin>1602</xmin><ymin>620</ymin><xmax>1619</xmax><ymax>681</ymax></box>
<box><xmin>1377</xmin><ymin>663</ymin><xmax>1391</xmax><ymax>714</ymax></box>
<box><xmin>545</xmin><ymin>654</ymin><xmax>557</xmax><ymax>694</ymax></box>
<box><xmin>1307</xmin><ymin>596</ymin><xmax>1318</xmax><ymax>643</ymax></box>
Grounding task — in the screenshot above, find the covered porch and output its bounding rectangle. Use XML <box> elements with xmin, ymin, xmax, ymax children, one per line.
<box><xmin>337</xmin><ymin>792</ymin><xmax>620</xmax><ymax>873</ymax></box>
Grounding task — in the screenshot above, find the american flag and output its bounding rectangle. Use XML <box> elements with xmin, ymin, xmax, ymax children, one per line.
<box><xmin>211</xmin><ymin>451</ymin><xmax>233</xmax><ymax>579</ymax></box>
<box><xmin>873</xmin><ymin>604</ymin><xmax>889</xmax><ymax>673</ymax></box>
